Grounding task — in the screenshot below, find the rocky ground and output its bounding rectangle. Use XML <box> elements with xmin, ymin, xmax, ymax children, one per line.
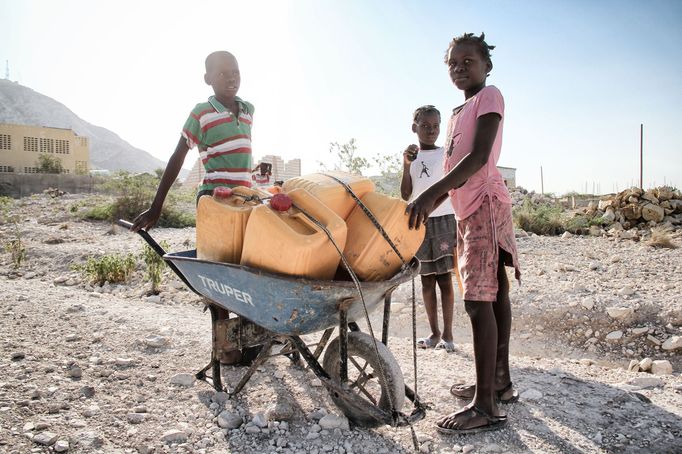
<box><xmin>0</xmin><ymin>194</ymin><xmax>681</xmax><ymax>453</ymax></box>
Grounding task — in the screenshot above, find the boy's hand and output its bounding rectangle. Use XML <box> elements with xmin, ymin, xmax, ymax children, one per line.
<box><xmin>131</xmin><ymin>206</ymin><xmax>162</xmax><ymax>232</ymax></box>
<box><xmin>403</xmin><ymin>144</ymin><xmax>419</xmax><ymax>165</ymax></box>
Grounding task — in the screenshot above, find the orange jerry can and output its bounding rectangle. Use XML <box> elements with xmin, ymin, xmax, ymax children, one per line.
<box><xmin>196</xmin><ymin>186</ymin><xmax>269</xmax><ymax>264</ymax></box>
<box><xmin>343</xmin><ymin>192</ymin><xmax>425</xmax><ymax>281</ymax></box>
<box><xmin>281</xmin><ymin>171</ymin><xmax>375</xmax><ymax>220</ymax></box>
<box><xmin>240</xmin><ymin>188</ymin><xmax>347</xmax><ymax>280</ymax></box>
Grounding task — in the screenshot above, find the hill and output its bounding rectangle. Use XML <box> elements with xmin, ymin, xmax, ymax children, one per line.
<box><xmin>0</xmin><ymin>79</ymin><xmax>165</xmax><ymax>173</ymax></box>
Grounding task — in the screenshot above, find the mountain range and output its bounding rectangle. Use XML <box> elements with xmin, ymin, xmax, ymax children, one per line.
<box><xmin>0</xmin><ymin>79</ymin><xmax>166</xmax><ymax>173</ymax></box>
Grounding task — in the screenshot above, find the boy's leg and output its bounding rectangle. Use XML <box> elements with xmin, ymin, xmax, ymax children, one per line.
<box><xmin>420</xmin><ymin>274</ymin><xmax>441</xmax><ymax>346</ymax></box>
<box><xmin>435</xmin><ymin>273</ymin><xmax>455</xmax><ymax>343</ymax></box>
<box><xmin>437</xmin><ymin>299</ymin><xmax>501</xmax><ymax>430</ymax></box>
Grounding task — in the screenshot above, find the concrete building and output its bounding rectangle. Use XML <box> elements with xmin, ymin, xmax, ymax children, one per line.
<box><xmin>0</xmin><ymin>123</ymin><xmax>89</xmax><ymax>174</ymax></box>
<box><xmin>259</xmin><ymin>155</ymin><xmax>301</xmax><ymax>182</ymax></box>
<box><xmin>182</xmin><ymin>155</ymin><xmax>302</xmax><ymax>190</ymax></box>
<box><xmin>497</xmin><ymin>166</ymin><xmax>516</xmax><ymax>189</ymax></box>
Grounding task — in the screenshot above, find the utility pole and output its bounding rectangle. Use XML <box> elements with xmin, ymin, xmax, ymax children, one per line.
<box><xmin>540</xmin><ymin>166</ymin><xmax>544</xmax><ymax>195</ymax></box>
<box><xmin>640</xmin><ymin>123</ymin><xmax>644</xmax><ymax>190</ymax></box>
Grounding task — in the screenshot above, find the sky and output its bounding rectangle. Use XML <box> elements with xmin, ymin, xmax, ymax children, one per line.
<box><xmin>1</xmin><ymin>0</ymin><xmax>681</xmax><ymax>195</ymax></box>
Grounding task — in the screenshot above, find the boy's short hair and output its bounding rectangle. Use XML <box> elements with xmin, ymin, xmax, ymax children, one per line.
<box><xmin>205</xmin><ymin>51</ymin><xmax>236</xmax><ymax>71</ymax></box>
<box><xmin>413</xmin><ymin>105</ymin><xmax>441</xmax><ymax>123</ymax></box>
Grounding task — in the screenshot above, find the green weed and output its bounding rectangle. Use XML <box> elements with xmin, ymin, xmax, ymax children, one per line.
<box><xmin>140</xmin><ymin>241</ymin><xmax>170</xmax><ymax>294</ymax></box>
<box><xmin>74</xmin><ymin>253</ymin><xmax>136</xmax><ymax>286</ymax></box>
<box><xmin>513</xmin><ymin>199</ymin><xmax>565</xmax><ymax>235</ymax></box>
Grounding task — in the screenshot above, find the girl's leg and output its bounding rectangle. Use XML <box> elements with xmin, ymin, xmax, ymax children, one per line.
<box><xmin>437</xmin><ymin>299</ymin><xmax>501</xmax><ymax>430</ymax></box>
<box><xmin>492</xmin><ymin>252</ymin><xmax>512</xmax><ymax>389</ymax></box>
<box><xmin>435</xmin><ymin>273</ymin><xmax>455</xmax><ymax>343</ymax></box>
<box><xmin>421</xmin><ymin>274</ymin><xmax>441</xmax><ymax>345</ymax></box>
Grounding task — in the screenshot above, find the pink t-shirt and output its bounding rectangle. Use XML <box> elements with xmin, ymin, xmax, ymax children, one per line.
<box><xmin>444</xmin><ymin>85</ymin><xmax>511</xmax><ymax>221</ymax></box>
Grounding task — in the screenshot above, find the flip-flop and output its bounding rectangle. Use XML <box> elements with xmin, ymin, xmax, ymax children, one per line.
<box><xmin>450</xmin><ymin>382</ymin><xmax>519</xmax><ymax>404</ymax></box>
<box><xmin>436</xmin><ymin>403</ymin><xmax>508</xmax><ymax>435</ymax></box>
<box><xmin>417</xmin><ymin>337</ymin><xmax>438</xmax><ymax>349</ymax></box>
<box><xmin>435</xmin><ymin>340</ymin><xmax>456</xmax><ymax>353</ymax></box>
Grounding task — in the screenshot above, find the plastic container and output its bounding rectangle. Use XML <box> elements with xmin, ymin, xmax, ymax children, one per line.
<box><xmin>343</xmin><ymin>192</ymin><xmax>426</xmax><ymax>281</ymax></box>
<box><xmin>240</xmin><ymin>188</ymin><xmax>347</xmax><ymax>280</ymax></box>
<box><xmin>196</xmin><ymin>186</ymin><xmax>269</xmax><ymax>264</ymax></box>
<box><xmin>281</xmin><ymin>171</ymin><xmax>375</xmax><ymax>220</ymax></box>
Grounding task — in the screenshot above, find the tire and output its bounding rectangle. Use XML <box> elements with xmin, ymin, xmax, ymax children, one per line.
<box><xmin>322</xmin><ymin>332</ymin><xmax>405</xmax><ymax>427</ymax></box>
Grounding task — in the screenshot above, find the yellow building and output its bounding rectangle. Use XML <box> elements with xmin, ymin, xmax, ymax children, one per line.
<box><xmin>0</xmin><ymin>123</ymin><xmax>90</xmax><ymax>174</ymax></box>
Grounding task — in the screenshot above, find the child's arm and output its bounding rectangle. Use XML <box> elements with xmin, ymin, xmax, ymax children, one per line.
<box><xmin>407</xmin><ymin>113</ymin><xmax>500</xmax><ymax>228</ymax></box>
<box><xmin>399</xmin><ymin>144</ymin><xmax>418</xmax><ymax>201</ymax></box>
<box><xmin>131</xmin><ymin>136</ymin><xmax>190</xmax><ymax>232</ymax></box>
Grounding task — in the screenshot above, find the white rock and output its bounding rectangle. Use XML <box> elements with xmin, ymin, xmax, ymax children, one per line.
<box><xmin>561</xmin><ymin>231</ymin><xmax>573</xmax><ymax>239</ymax></box>
<box><xmin>632</xmin><ymin>327</ymin><xmax>649</xmax><ymax>335</ymax></box>
<box><xmin>146</xmin><ymin>295</ymin><xmax>161</xmax><ymax>304</ymax></box>
<box><xmin>245</xmin><ymin>425</ymin><xmax>261</xmax><ymax>434</ymax></box>
<box><xmin>588</xmin><ymin>262</ymin><xmax>600</xmax><ymax>270</ymax></box>
<box><xmin>319</xmin><ymin>414</ymin><xmax>350</xmax><ymax>430</ymax></box>
<box><xmin>639</xmin><ymin>358</ymin><xmax>653</xmax><ymax>371</ymax></box>
<box><xmin>627</xmin><ymin>360</ymin><xmax>640</xmax><ymax>372</ymax></box>
<box><xmin>662</xmin><ymin>335</ymin><xmax>682</xmax><ymax>351</ymax></box>
<box><xmin>647</xmin><ymin>335</ymin><xmax>661</xmax><ymax>346</ymax></box>
<box><xmin>606</xmin><ymin>307</ymin><xmax>633</xmax><ymax>319</ymax></box>
<box><xmin>54</xmin><ymin>440</ymin><xmax>69</xmax><ymax>452</ymax></box>
<box><xmin>520</xmin><ymin>389</ymin><xmax>543</xmax><ymax>400</ymax></box>
<box><xmin>606</xmin><ymin>330</ymin><xmax>623</xmax><ymax>341</ymax></box>
<box><xmin>161</xmin><ymin>430</ymin><xmax>187</xmax><ymax>444</ymax></box>
<box><xmin>33</xmin><ymin>432</ymin><xmax>58</xmax><ymax>446</ymax></box>
<box><xmin>115</xmin><ymin>358</ymin><xmax>134</xmax><ymax>367</ymax></box>
<box><xmin>651</xmin><ymin>360</ymin><xmax>673</xmax><ymax>376</ymax></box>
<box><xmin>127</xmin><ymin>413</ymin><xmax>146</xmax><ymax>424</ymax></box>
<box><xmin>144</xmin><ymin>335</ymin><xmax>168</xmax><ymax>348</ymax></box>
<box><xmin>310</xmin><ymin>378</ymin><xmax>322</xmax><ymax>387</ymax></box>
<box><xmin>217</xmin><ymin>410</ymin><xmax>242</xmax><ymax>429</ymax></box>
<box><xmin>626</xmin><ymin>376</ymin><xmax>664</xmax><ymax>388</ymax></box>
<box><xmin>252</xmin><ymin>413</ymin><xmax>268</xmax><ymax>428</ymax></box>
<box><xmin>618</xmin><ymin>286</ymin><xmax>635</xmax><ymax>296</ymax></box>
<box><xmin>170</xmin><ymin>373</ymin><xmax>195</xmax><ymax>387</ymax></box>
<box><xmin>581</xmin><ymin>297</ymin><xmax>595</xmax><ymax>310</ymax></box>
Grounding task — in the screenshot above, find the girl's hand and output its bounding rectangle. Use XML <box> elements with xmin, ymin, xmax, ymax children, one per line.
<box><xmin>406</xmin><ymin>188</ymin><xmax>439</xmax><ymax>229</ymax></box>
<box><xmin>403</xmin><ymin>144</ymin><xmax>419</xmax><ymax>165</ymax></box>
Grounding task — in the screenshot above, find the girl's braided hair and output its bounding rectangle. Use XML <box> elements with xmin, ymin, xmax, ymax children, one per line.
<box><xmin>413</xmin><ymin>105</ymin><xmax>440</xmax><ymax>123</ymax></box>
<box><xmin>444</xmin><ymin>32</ymin><xmax>495</xmax><ymax>64</ymax></box>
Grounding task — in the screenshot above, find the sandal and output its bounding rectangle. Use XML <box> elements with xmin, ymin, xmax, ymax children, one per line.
<box><xmin>435</xmin><ymin>340</ymin><xmax>456</xmax><ymax>353</ymax></box>
<box><xmin>436</xmin><ymin>403</ymin><xmax>507</xmax><ymax>435</ymax></box>
<box><xmin>417</xmin><ymin>337</ymin><xmax>438</xmax><ymax>349</ymax></box>
<box><xmin>449</xmin><ymin>381</ymin><xmax>519</xmax><ymax>404</ymax></box>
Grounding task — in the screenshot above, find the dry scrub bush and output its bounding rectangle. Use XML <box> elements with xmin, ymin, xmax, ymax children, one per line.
<box><xmin>647</xmin><ymin>227</ymin><xmax>678</xmax><ymax>249</ymax></box>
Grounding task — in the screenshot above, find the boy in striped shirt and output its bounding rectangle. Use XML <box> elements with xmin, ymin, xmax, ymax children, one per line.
<box><xmin>132</xmin><ymin>51</ymin><xmax>254</xmax><ymax>232</ymax></box>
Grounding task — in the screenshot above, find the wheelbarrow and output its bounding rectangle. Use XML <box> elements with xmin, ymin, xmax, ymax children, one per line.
<box><xmin>117</xmin><ymin>219</ymin><xmax>426</xmax><ymax>429</ymax></box>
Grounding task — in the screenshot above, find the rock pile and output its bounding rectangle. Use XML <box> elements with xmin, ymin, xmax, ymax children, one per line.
<box><xmin>593</xmin><ymin>187</ymin><xmax>682</xmax><ymax>229</ymax></box>
<box><xmin>509</xmin><ymin>186</ymin><xmax>555</xmax><ymax>207</ymax></box>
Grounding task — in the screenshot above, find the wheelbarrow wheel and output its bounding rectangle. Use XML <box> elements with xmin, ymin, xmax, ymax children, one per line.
<box><xmin>322</xmin><ymin>332</ymin><xmax>405</xmax><ymax>427</ymax></box>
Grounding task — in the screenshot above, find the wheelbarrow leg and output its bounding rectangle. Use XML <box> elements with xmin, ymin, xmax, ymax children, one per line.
<box><xmin>195</xmin><ymin>304</ymin><xmax>223</xmax><ymax>391</ymax></box>
<box><xmin>381</xmin><ymin>293</ymin><xmax>392</xmax><ymax>346</ymax></box>
<box><xmin>229</xmin><ymin>338</ymin><xmax>274</xmax><ymax>397</ymax></box>
<box><xmin>339</xmin><ymin>308</ymin><xmax>349</xmax><ymax>382</ymax></box>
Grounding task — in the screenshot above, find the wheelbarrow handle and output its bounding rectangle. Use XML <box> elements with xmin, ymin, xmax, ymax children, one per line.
<box><xmin>116</xmin><ymin>219</ymin><xmax>201</xmax><ymax>296</ymax></box>
<box><xmin>116</xmin><ymin>219</ymin><xmax>168</xmax><ymax>258</ymax></box>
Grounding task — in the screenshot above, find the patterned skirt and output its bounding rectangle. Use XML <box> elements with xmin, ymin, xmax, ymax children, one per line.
<box><xmin>456</xmin><ymin>196</ymin><xmax>521</xmax><ymax>302</ymax></box>
<box><xmin>415</xmin><ymin>214</ymin><xmax>457</xmax><ymax>276</ymax></box>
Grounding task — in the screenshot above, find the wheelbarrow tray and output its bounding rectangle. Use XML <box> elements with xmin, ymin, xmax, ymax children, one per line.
<box><xmin>165</xmin><ymin>250</ymin><xmax>418</xmax><ymax>336</ymax></box>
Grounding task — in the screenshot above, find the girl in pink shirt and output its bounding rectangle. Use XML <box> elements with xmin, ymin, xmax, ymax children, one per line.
<box><xmin>406</xmin><ymin>32</ymin><xmax>521</xmax><ymax>435</ymax></box>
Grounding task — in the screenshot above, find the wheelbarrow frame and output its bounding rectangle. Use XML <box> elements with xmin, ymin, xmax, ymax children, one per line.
<box><xmin>118</xmin><ymin>220</ymin><xmax>426</xmax><ymax>427</ymax></box>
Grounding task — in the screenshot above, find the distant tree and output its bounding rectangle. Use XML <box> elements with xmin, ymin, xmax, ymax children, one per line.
<box><xmin>371</xmin><ymin>152</ymin><xmax>402</xmax><ymax>197</ymax></box>
<box><xmin>36</xmin><ymin>154</ymin><xmax>63</xmax><ymax>174</ymax></box>
<box><xmin>322</xmin><ymin>138</ymin><xmax>370</xmax><ymax>175</ymax></box>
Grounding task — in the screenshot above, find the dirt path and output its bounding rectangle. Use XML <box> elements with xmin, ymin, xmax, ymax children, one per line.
<box><xmin>0</xmin><ymin>194</ymin><xmax>680</xmax><ymax>453</ymax></box>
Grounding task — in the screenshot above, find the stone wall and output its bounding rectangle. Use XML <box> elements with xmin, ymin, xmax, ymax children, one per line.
<box><xmin>0</xmin><ymin>173</ymin><xmax>104</xmax><ymax>198</ymax></box>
